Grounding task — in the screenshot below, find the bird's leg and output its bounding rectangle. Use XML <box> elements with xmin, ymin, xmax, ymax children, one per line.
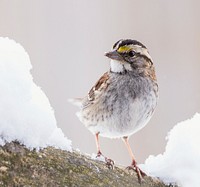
<box><xmin>95</xmin><ymin>132</ymin><xmax>102</xmax><ymax>157</ymax></box>
<box><xmin>123</xmin><ymin>136</ymin><xmax>146</xmax><ymax>183</ymax></box>
<box><xmin>95</xmin><ymin>133</ymin><xmax>114</xmax><ymax>169</ymax></box>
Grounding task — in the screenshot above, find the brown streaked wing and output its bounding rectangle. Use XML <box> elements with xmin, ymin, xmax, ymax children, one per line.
<box><xmin>88</xmin><ymin>72</ymin><xmax>110</xmax><ymax>102</ymax></box>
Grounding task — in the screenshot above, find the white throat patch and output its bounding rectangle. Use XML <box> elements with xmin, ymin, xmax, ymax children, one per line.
<box><xmin>110</xmin><ymin>60</ymin><xmax>133</xmax><ymax>73</ymax></box>
<box><xmin>110</xmin><ymin>60</ymin><xmax>124</xmax><ymax>73</ymax></box>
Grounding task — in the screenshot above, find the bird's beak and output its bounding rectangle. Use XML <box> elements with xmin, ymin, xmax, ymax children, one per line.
<box><xmin>105</xmin><ymin>51</ymin><xmax>123</xmax><ymax>61</ymax></box>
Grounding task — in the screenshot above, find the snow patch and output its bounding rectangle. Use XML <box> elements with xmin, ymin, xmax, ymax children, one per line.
<box><xmin>0</xmin><ymin>37</ymin><xmax>71</xmax><ymax>151</ymax></box>
<box><xmin>141</xmin><ymin>113</ymin><xmax>200</xmax><ymax>187</ymax></box>
<box><xmin>91</xmin><ymin>153</ymin><xmax>105</xmax><ymax>162</ymax></box>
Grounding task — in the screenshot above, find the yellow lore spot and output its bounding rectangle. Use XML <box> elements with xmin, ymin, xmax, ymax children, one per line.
<box><xmin>117</xmin><ymin>46</ymin><xmax>131</xmax><ymax>53</ymax></box>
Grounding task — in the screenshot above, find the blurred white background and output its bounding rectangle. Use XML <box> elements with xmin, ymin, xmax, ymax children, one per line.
<box><xmin>0</xmin><ymin>0</ymin><xmax>200</xmax><ymax>165</ymax></box>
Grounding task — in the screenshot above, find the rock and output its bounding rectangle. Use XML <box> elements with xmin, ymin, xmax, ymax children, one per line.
<box><xmin>0</xmin><ymin>141</ymin><xmax>168</xmax><ymax>187</ymax></box>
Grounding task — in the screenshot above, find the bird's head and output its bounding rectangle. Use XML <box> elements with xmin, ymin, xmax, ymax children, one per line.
<box><xmin>105</xmin><ymin>39</ymin><xmax>153</xmax><ymax>73</ymax></box>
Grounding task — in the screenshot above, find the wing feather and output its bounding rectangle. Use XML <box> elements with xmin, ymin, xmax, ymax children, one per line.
<box><xmin>82</xmin><ymin>72</ymin><xmax>110</xmax><ymax>108</ymax></box>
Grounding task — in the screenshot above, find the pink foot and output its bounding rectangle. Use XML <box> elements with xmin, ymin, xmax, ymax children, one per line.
<box><xmin>126</xmin><ymin>160</ymin><xmax>146</xmax><ymax>183</ymax></box>
<box><xmin>96</xmin><ymin>151</ymin><xmax>114</xmax><ymax>169</ymax></box>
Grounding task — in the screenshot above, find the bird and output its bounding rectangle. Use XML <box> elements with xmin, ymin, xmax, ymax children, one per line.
<box><xmin>70</xmin><ymin>39</ymin><xmax>158</xmax><ymax>182</ymax></box>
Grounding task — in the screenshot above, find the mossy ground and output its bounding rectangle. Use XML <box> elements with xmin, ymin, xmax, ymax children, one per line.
<box><xmin>0</xmin><ymin>142</ymin><xmax>169</xmax><ymax>187</ymax></box>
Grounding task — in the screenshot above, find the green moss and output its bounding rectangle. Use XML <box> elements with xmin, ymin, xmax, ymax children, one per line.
<box><xmin>0</xmin><ymin>142</ymin><xmax>171</xmax><ymax>187</ymax></box>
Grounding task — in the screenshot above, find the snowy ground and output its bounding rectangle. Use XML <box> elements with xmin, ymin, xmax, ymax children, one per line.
<box><xmin>0</xmin><ymin>37</ymin><xmax>71</xmax><ymax>151</ymax></box>
<box><xmin>141</xmin><ymin>113</ymin><xmax>200</xmax><ymax>187</ymax></box>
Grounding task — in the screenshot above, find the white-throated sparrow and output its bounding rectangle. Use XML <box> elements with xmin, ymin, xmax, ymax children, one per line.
<box><xmin>70</xmin><ymin>39</ymin><xmax>158</xmax><ymax>182</ymax></box>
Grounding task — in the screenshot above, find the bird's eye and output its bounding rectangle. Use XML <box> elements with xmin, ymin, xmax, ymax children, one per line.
<box><xmin>128</xmin><ymin>51</ymin><xmax>135</xmax><ymax>57</ymax></box>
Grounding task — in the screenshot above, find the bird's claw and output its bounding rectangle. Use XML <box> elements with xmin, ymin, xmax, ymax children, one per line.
<box><xmin>96</xmin><ymin>150</ymin><xmax>104</xmax><ymax>157</ymax></box>
<box><xmin>126</xmin><ymin>163</ymin><xmax>146</xmax><ymax>183</ymax></box>
<box><xmin>96</xmin><ymin>151</ymin><xmax>114</xmax><ymax>169</ymax></box>
<box><xmin>105</xmin><ymin>157</ymin><xmax>114</xmax><ymax>169</ymax></box>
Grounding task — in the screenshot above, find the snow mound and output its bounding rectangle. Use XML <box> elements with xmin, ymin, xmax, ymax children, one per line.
<box><xmin>0</xmin><ymin>37</ymin><xmax>71</xmax><ymax>151</ymax></box>
<box><xmin>141</xmin><ymin>113</ymin><xmax>200</xmax><ymax>187</ymax></box>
